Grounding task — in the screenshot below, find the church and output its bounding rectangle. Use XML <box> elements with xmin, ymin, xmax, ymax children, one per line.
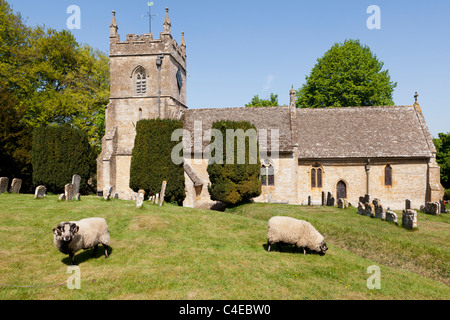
<box><xmin>97</xmin><ymin>9</ymin><xmax>444</xmax><ymax>210</ymax></box>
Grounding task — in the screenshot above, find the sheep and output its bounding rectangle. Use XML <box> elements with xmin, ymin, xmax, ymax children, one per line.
<box><xmin>267</xmin><ymin>216</ymin><xmax>328</xmax><ymax>255</ymax></box>
<box><xmin>53</xmin><ymin>217</ymin><xmax>110</xmax><ymax>265</ymax></box>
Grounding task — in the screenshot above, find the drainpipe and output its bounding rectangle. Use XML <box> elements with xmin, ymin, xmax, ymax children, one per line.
<box><xmin>365</xmin><ymin>159</ymin><xmax>371</xmax><ymax>195</ymax></box>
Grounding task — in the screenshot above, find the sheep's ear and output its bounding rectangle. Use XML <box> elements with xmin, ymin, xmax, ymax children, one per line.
<box><xmin>53</xmin><ymin>227</ymin><xmax>61</xmax><ymax>236</ymax></box>
<box><xmin>70</xmin><ymin>223</ymin><xmax>79</xmax><ymax>234</ymax></box>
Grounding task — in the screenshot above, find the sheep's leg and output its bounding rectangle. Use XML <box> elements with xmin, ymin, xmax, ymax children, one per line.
<box><xmin>69</xmin><ymin>253</ymin><xmax>76</xmax><ymax>265</ymax></box>
<box><xmin>267</xmin><ymin>240</ymin><xmax>271</xmax><ymax>252</ymax></box>
<box><xmin>103</xmin><ymin>244</ymin><xmax>109</xmax><ymax>259</ymax></box>
<box><xmin>303</xmin><ymin>248</ymin><xmax>307</xmax><ymax>255</ymax></box>
<box><xmin>92</xmin><ymin>244</ymin><xmax>98</xmax><ymax>257</ymax></box>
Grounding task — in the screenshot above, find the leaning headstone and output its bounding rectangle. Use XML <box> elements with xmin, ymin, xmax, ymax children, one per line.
<box><xmin>326</xmin><ymin>192</ymin><xmax>332</xmax><ymax>206</ymax></box>
<box><xmin>72</xmin><ymin>175</ymin><xmax>81</xmax><ymax>195</ymax></box>
<box><xmin>10</xmin><ymin>178</ymin><xmax>22</xmax><ymax>193</ymax></box>
<box><xmin>358</xmin><ymin>202</ymin><xmax>365</xmax><ymax>215</ymax></box>
<box><xmin>386</xmin><ymin>209</ymin><xmax>398</xmax><ymax>224</ymax></box>
<box><xmin>424</xmin><ymin>202</ymin><xmax>440</xmax><ymax>215</ymax></box>
<box><xmin>375</xmin><ymin>203</ymin><xmax>386</xmax><ymax>220</ymax></box>
<box><xmin>364</xmin><ymin>194</ymin><xmax>371</xmax><ymax>204</ymax></box>
<box><xmin>321</xmin><ymin>192</ymin><xmax>326</xmax><ymax>206</ymax></box>
<box><xmin>337</xmin><ymin>198</ymin><xmax>348</xmax><ymax>209</ymax></box>
<box><xmin>402</xmin><ymin>209</ymin><xmax>418</xmax><ymax>229</ymax></box>
<box><xmin>136</xmin><ymin>190</ymin><xmax>145</xmax><ymax>208</ymax></box>
<box><xmin>308</xmin><ymin>196</ymin><xmax>312</xmax><ymax>206</ymax></box>
<box><xmin>104</xmin><ymin>186</ymin><xmax>113</xmax><ymax>201</ymax></box>
<box><xmin>0</xmin><ymin>177</ymin><xmax>9</xmax><ymax>193</ymax></box>
<box><xmin>365</xmin><ymin>203</ymin><xmax>376</xmax><ymax>218</ymax></box>
<box><xmin>405</xmin><ymin>199</ymin><xmax>411</xmax><ymax>210</ymax></box>
<box><xmin>64</xmin><ymin>184</ymin><xmax>74</xmax><ymax>201</ymax></box>
<box><xmin>159</xmin><ymin>181</ymin><xmax>167</xmax><ymax>206</ymax></box>
<box><xmin>155</xmin><ymin>193</ymin><xmax>160</xmax><ymax>206</ymax></box>
<box><xmin>58</xmin><ymin>193</ymin><xmax>66</xmax><ymax>201</ymax></box>
<box><xmin>34</xmin><ymin>185</ymin><xmax>46</xmax><ymax>199</ymax></box>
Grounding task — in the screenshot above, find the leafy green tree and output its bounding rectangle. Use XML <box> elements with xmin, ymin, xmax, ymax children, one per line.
<box><xmin>296</xmin><ymin>39</ymin><xmax>397</xmax><ymax>108</ymax></box>
<box><xmin>130</xmin><ymin>119</ymin><xmax>186</xmax><ymax>205</ymax></box>
<box><xmin>433</xmin><ymin>132</ymin><xmax>450</xmax><ymax>189</ymax></box>
<box><xmin>32</xmin><ymin>125</ymin><xmax>96</xmax><ymax>194</ymax></box>
<box><xmin>245</xmin><ymin>93</ymin><xmax>279</xmax><ymax>107</ymax></box>
<box><xmin>207</xmin><ymin>120</ymin><xmax>261</xmax><ymax>206</ymax></box>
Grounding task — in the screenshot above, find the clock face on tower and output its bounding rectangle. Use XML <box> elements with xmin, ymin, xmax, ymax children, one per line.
<box><xmin>176</xmin><ymin>67</ymin><xmax>183</xmax><ymax>91</ymax></box>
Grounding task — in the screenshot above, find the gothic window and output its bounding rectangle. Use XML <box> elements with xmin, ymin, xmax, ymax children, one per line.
<box><xmin>311</xmin><ymin>164</ymin><xmax>323</xmax><ymax>189</ymax></box>
<box><xmin>135</xmin><ymin>68</ymin><xmax>147</xmax><ymax>95</ymax></box>
<box><xmin>261</xmin><ymin>160</ymin><xmax>275</xmax><ymax>187</ymax></box>
<box><xmin>385</xmin><ymin>164</ymin><xmax>392</xmax><ymax>186</ymax></box>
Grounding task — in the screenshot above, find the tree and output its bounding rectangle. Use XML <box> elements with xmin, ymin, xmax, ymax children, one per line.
<box><xmin>296</xmin><ymin>39</ymin><xmax>397</xmax><ymax>108</ymax></box>
<box><xmin>32</xmin><ymin>125</ymin><xmax>96</xmax><ymax>194</ymax></box>
<box><xmin>129</xmin><ymin>119</ymin><xmax>186</xmax><ymax>205</ymax></box>
<box><xmin>245</xmin><ymin>93</ymin><xmax>279</xmax><ymax>107</ymax></box>
<box><xmin>207</xmin><ymin>120</ymin><xmax>261</xmax><ymax>206</ymax></box>
<box><xmin>433</xmin><ymin>132</ymin><xmax>450</xmax><ymax>189</ymax></box>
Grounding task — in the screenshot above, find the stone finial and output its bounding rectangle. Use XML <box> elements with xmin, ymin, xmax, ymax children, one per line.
<box><xmin>414</xmin><ymin>92</ymin><xmax>419</xmax><ymax>103</ymax></box>
<box><xmin>289</xmin><ymin>85</ymin><xmax>296</xmax><ymax>108</ymax></box>
<box><xmin>413</xmin><ymin>91</ymin><xmax>422</xmax><ymax>112</ymax></box>
<box><xmin>163</xmin><ymin>7</ymin><xmax>171</xmax><ymax>34</ymax></box>
<box><xmin>181</xmin><ymin>32</ymin><xmax>186</xmax><ymax>47</ymax></box>
<box><xmin>110</xmin><ymin>10</ymin><xmax>118</xmax><ymax>37</ymax></box>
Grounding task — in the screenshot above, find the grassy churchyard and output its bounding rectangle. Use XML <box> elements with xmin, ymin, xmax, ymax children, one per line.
<box><xmin>0</xmin><ymin>193</ymin><xmax>448</xmax><ymax>300</ymax></box>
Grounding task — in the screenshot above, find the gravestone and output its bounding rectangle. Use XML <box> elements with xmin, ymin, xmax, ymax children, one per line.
<box><xmin>402</xmin><ymin>209</ymin><xmax>418</xmax><ymax>229</ymax></box>
<box><xmin>365</xmin><ymin>203</ymin><xmax>375</xmax><ymax>218</ymax></box>
<box><xmin>159</xmin><ymin>181</ymin><xmax>167</xmax><ymax>206</ymax></box>
<box><xmin>136</xmin><ymin>190</ymin><xmax>145</xmax><ymax>208</ymax></box>
<box><xmin>424</xmin><ymin>202</ymin><xmax>440</xmax><ymax>215</ymax></box>
<box><xmin>10</xmin><ymin>178</ymin><xmax>22</xmax><ymax>193</ymax></box>
<box><xmin>0</xmin><ymin>177</ymin><xmax>9</xmax><ymax>193</ymax></box>
<box><xmin>148</xmin><ymin>195</ymin><xmax>154</xmax><ymax>204</ymax></box>
<box><xmin>337</xmin><ymin>198</ymin><xmax>348</xmax><ymax>209</ymax></box>
<box><xmin>72</xmin><ymin>175</ymin><xmax>81</xmax><ymax>195</ymax></box>
<box><xmin>405</xmin><ymin>199</ymin><xmax>411</xmax><ymax>210</ymax></box>
<box><xmin>386</xmin><ymin>209</ymin><xmax>397</xmax><ymax>224</ymax></box>
<box><xmin>155</xmin><ymin>193</ymin><xmax>160</xmax><ymax>206</ymax></box>
<box><xmin>308</xmin><ymin>196</ymin><xmax>312</xmax><ymax>206</ymax></box>
<box><xmin>65</xmin><ymin>184</ymin><xmax>74</xmax><ymax>201</ymax></box>
<box><xmin>104</xmin><ymin>186</ymin><xmax>113</xmax><ymax>201</ymax></box>
<box><xmin>74</xmin><ymin>193</ymin><xmax>81</xmax><ymax>201</ymax></box>
<box><xmin>58</xmin><ymin>194</ymin><xmax>66</xmax><ymax>201</ymax></box>
<box><xmin>364</xmin><ymin>194</ymin><xmax>371</xmax><ymax>204</ymax></box>
<box><xmin>322</xmin><ymin>191</ymin><xmax>326</xmax><ymax>206</ymax></box>
<box><xmin>373</xmin><ymin>199</ymin><xmax>385</xmax><ymax>220</ymax></box>
<box><xmin>34</xmin><ymin>185</ymin><xmax>46</xmax><ymax>199</ymax></box>
<box><xmin>358</xmin><ymin>202</ymin><xmax>365</xmax><ymax>215</ymax></box>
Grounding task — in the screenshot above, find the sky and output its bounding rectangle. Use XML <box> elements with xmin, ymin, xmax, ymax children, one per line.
<box><xmin>7</xmin><ymin>0</ymin><xmax>450</xmax><ymax>138</ymax></box>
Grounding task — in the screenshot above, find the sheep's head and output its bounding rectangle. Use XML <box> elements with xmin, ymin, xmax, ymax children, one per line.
<box><xmin>53</xmin><ymin>222</ymin><xmax>79</xmax><ymax>243</ymax></box>
<box><xmin>317</xmin><ymin>241</ymin><xmax>328</xmax><ymax>256</ymax></box>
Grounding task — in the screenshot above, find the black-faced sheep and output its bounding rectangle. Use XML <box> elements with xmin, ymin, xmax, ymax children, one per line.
<box><xmin>53</xmin><ymin>218</ymin><xmax>110</xmax><ymax>265</ymax></box>
<box><xmin>267</xmin><ymin>216</ymin><xmax>328</xmax><ymax>255</ymax></box>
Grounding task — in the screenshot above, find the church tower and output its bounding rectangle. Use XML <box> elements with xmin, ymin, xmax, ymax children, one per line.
<box><xmin>97</xmin><ymin>8</ymin><xmax>187</xmax><ymax>199</ymax></box>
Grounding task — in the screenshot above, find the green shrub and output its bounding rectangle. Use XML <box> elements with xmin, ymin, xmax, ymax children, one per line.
<box><xmin>129</xmin><ymin>119</ymin><xmax>185</xmax><ymax>205</ymax></box>
<box><xmin>207</xmin><ymin>120</ymin><xmax>261</xmax><ymax>206</ymax></box>
<box><xmin>32</xmin><ymin>125</ymin><xmax>96</xmax><ymax>194</ymax></box>
<box><xmin>444</xmin><ymin>189</ymin><xmax>450</xmax><ymax>201</ymax></box>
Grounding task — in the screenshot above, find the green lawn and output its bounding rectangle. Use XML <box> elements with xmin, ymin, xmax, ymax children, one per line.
<box><xmin>0</xmin><ymin>193</ymin><xmax>448</xmax><ymax>300</ymax></box>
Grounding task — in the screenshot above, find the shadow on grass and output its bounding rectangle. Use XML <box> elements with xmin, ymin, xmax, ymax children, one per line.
<box><xmin>62</xmin><ymin>246</ymin><xmax>113</xmax><ymax>266</ymax></box>
<box><xmin>262</xmin><ymin>243</ymin><xmax>323</xmax><ymax>255</ymax></box>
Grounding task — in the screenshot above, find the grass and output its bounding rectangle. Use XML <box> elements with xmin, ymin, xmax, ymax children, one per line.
<box><xmin>0</xmin><ymin>193</ymin><xmax>448</xmax><ymax>300</ymax></box>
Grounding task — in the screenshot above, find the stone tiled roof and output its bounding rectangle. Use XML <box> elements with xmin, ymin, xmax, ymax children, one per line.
<box><xmin>294</xmin><ymin>105</ymin><xmax>434</xmax><ymax>159</ymax></box>
<box><xmin>181</xmin><ymin>105</ymin><xmax>435</xmax><ymax>159</ymax></box>
<box><xmin>182</xmin><ymin>107</ymin><xmax>294</xmax><ymax>152</ymax></box>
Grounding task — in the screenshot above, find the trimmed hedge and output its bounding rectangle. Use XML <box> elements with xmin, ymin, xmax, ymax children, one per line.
<box><xmin>207</xmin><ymin>120</ymin><xmax>261</xmax><ymax>206</ymax></box>
<box><xmin>32</xmin><ymin>125</ymin><xmax>96</xmax><ymax>194</ymax></box>
<box><xmin>129</xmin><ymin>119</ymin><xmax>185</xmax><ymax>205</ymax></box>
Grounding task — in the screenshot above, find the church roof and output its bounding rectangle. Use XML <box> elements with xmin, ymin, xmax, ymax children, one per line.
<box><xmin>182</xmin><ymin>107</ymin><xmax>294</xmax><ymax>152</ymax></box>
<box><xmin>182</xmin><ymin>105</ymin><xmax>435</xmax><ymax>159</ymax></box>
<box><xmin>294</xmin><ymin>105</ymin><xmax>435</xmax><ymax>159</ymax></box>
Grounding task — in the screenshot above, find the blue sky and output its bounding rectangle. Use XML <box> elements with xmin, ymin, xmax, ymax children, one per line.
<box><xmin>8</xmin><ymin>0</ymin><xmax>450</xmax><ymax>137</ymax></box>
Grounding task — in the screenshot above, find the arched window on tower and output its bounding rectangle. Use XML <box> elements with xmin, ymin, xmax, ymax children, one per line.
<box><xmin>135</xmin><ymin>68</ymin><xmax>147</xmax><ymax>95</ymax></box>
<box><xmin>385</xmin><ymin>164</ymin><xmax>392</xmax><ymax>186</ymax></box>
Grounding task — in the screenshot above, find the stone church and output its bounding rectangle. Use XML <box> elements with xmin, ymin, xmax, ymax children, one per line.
<box><xmin>97</xmin><ymin>9</ymin><xmax>444</xmax><ymax>210</ymax></box>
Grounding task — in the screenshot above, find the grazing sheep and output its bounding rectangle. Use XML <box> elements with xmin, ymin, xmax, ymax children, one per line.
<box><xmin>53</xmin><ymin>218</ymin><xmax>110</xmax><ymax>265</ymax></box>
<box><xmin>267</xmin><ymin>216</ymin><xmax>328</xmax><ymax>255</ymax></box>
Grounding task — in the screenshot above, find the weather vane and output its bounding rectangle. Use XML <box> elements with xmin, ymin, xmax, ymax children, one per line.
<box><xmin>142</xmin><ymin>2</ymin><xmax>157</xmax><ymax>34</ymax></box>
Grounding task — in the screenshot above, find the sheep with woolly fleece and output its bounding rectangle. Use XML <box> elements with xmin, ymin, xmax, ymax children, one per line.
<box><xmin>267</xmin><ymin>216</ymin><xmax>328</xmax><ymax>255</ymax></box>
<box><xmin>53</xmin><ymin>217</ymin><xmax>110</xmax><ymax>265</ymax></box>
